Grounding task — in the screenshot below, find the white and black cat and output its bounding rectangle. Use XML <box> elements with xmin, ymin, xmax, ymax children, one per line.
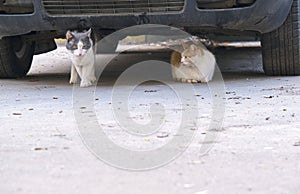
<box><xmin>66</xmin><ymin>29</ymin><xmax>96</xmax><ymax>87</ymax></box>
<box><xmin>170</xmin><ymin>43</ymin><xmax>216</xmax><ymax>83</ymax></box>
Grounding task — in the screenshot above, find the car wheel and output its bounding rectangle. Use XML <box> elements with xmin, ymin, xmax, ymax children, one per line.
<box><xmin>0</xmin><ymin>36</ymin><xmax>35</xmax><ymax>78</ymax></box>
<box><xmin>261</xmin><ymin>0</ymin><xmax>300</xmax><ymax>76</ymax></box>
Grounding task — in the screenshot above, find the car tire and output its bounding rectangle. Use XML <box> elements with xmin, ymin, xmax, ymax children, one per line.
<box><xmin>261</xmin><ymin>0</ymin><xmax>300</xmax><ymax>76</ymax></box>
<box><xmin>0</xmin><ymin>36</ymin><xmax>35</xmax><ymax>78</ymax></box>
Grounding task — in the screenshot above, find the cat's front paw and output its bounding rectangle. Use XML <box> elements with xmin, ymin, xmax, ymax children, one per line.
<box><xmin>69</xmin><ymin>73</ymin><xmax>78</xmax><ymax>84</ymax></box>
<box><xmin>80</xmin><ymin>80</ymin><xmax>93</xmax><ymax>87</ymax></box>
<box><xmin>188</xmin><ymin>79</ymin><xmax>199</xmax><ymax>83</ymax></box>
<box><xmin>69</xmin><ymin>77</ymin><xmax>78</xmax><ymax>84</ymax></box>
<box><xmin>90</xmin><ymin>75</ymin><xmax>97</xmax><ymax>83</ymax></box>
<box><xmin>175</xmin><ymin>78</ymin><xmax>199</xmax><ymax>83</ymax></box>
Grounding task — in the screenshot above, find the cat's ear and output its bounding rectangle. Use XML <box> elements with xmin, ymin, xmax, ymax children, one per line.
<box><xmin>191</xmin><ymin>44</ymin><xmax>205</xmax><ymax>56</ymax></box>
<box><xmin>182</xmin><ymin>42</ymin><xmax>190</xmax><ymax>50</ymax></box>
<box><xmin>86</xmin><ymin>28</ymin><xmax>92</xmax><ymax>38</ymax></box>
<box><xmin>66</xmin><ymin>30</ymin><xmax>74</xmax><ymax>41</ymax></box>
<box><xmin>189</xmin><ymin>44</ymin><xmax>197</xmax><ymax>51</ymax></box>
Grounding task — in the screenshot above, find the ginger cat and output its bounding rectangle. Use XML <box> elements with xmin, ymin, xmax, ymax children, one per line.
<box><xmin>170</xmin><ymin>44</ymin><xmax>216</xmax><ymax>83</ymax></box>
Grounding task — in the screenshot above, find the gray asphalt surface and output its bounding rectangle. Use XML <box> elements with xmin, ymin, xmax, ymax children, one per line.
<box><xmin>0</xmin><ymin>46</ymin><xmax>300</xmax><ymax>194</ymax></box>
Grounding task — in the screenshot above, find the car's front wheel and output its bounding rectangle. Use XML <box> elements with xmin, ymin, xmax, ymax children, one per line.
<box><xmin>0</xmin><ymin>36</ymin><xmax>35</xmax><ymax>78</ymax></box>
<box><xmin>261</xmin><ymin>0</ymin><xmax>300</xmax><ymax>76</ymax></box>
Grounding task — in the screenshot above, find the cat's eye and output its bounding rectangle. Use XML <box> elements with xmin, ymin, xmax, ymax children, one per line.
<box><xmin>82</xmin><ymin>45</ymin><xmax>87</xmax><ymax>49</ymax></box>
<box><xmin>72</xmin><ymin>45</ymin><xmax>78</xmax><ymax>49</ymax></box>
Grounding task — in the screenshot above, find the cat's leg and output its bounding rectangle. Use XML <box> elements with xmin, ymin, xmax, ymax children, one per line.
<box><xmin>89</xmin><ymin>63</ymin><xmax>97</xmax><ymax>83</ymax></box>
<box><xmin>80</xmin><ymin>71</ymin><xmax>92</xmax><ymax>88</ymax></box>
<box><xmin>80</xmin><ymin>64</ymin><xmax>95</xmax><ymax>87</ymax></box>
<box><xmin>69</xmin><ymin>64</ymin><xmax>78</xmax><ymax>84</ymax></box>
<box><xmin>74</xmin><ymin>65</ymin><xmax>83</xmax><ymax>79</ymax></box>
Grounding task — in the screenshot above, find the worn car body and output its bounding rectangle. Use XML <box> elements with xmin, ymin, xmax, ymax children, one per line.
<box><xmin>0</xmin><ymin>0</ymin><xmax>298</xmax><ymax>78</ymax></box>
<box><xmin>0</xmin><ymin>0</ymin><xmax>294</xmax><ymax>38</ymax></box>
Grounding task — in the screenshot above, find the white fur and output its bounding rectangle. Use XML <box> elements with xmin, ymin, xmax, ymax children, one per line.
<box><xmin>68</xmin><ymin>41</ymin><xmax>96</xmax><ymax>87</ymax></box>
<box><xmin>172</xmin><ymin>45</ymin><xmax>216</xmax><ymax>83</ymax></box>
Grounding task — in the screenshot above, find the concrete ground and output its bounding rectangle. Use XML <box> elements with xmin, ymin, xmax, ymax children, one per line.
<box><xmin>0</xmin><ymin>45</ymin><xmax>300</xmax><ymax>194</ymax></box>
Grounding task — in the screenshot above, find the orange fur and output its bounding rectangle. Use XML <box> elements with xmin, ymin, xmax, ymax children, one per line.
<box><xmin>170</xmin><ymin>44</ymin><xmax>216</xmax><ymax>83</ymax></box>
<box><xmin>170</xmin><ymin>51</ymin><xmax>181</xmax><ymax>68</ymax></box>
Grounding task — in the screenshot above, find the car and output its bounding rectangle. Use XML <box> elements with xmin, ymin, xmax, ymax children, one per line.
<box><xmin>0</xmin><ymin>0</ymin><xmax>298</xmax><ymax>77</ymax></box>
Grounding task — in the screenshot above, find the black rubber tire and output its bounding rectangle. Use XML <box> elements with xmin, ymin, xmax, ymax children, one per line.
<box><xmin>261</xmin><ymin>0</ymin><xmax>300</xmax><ymax>76</ymax></box>
<box><xmin>0</xmin><ymin>36</ymin><xmax>35</xmax><ymax>78</ymax></box>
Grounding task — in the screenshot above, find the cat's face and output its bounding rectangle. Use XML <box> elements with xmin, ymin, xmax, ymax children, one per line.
<box><xmin>181</xmin><ymin>44</ymin><xmax>203</xmax><ymax>65</ymax></box>
<box><xmin>66</xmin><ymin>29</ymin><xmax>93</xmax><ymax>57</ymax></box>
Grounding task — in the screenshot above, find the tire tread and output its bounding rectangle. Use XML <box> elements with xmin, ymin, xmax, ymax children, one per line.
<box><xmin>262</xmin><ymin>0</ymin><xmax>300</xmax><ymax>76</ymax></box>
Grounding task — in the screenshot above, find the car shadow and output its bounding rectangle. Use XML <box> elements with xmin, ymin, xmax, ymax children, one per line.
<box><xmin>215</xmin><ymin>47</ymin><xmax>266</xmax><ymax>80</ymax></box>
<box><xmin>23</xmin><ymin>46</ymin><xmax>267</xmax><ymax>86</ymax></box>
